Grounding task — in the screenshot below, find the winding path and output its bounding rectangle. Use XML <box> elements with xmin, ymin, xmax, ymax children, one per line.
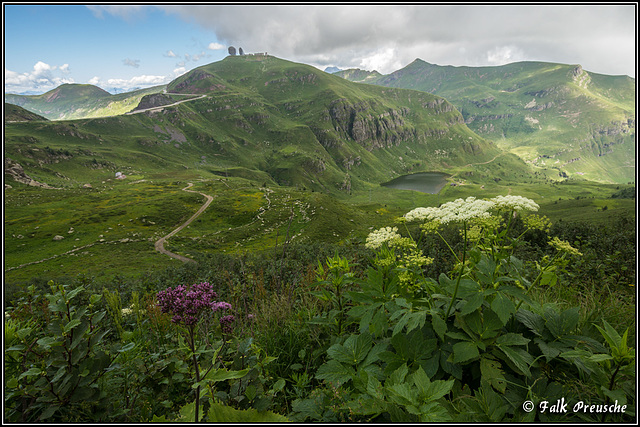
<box><xmin>154</xmin><ymin>183</ymin><xmax>214</xmax><ymax>263</ymax></box>
<box><xmin>125</xmin><ymin>94</ymin><xmax>207</xmax><ymax>115</ymax></box>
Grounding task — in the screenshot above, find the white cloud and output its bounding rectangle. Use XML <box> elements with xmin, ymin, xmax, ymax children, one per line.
<box><xmin>162</xmin><ymin>4</ymin><xmax>636</xmax><ymax>77</ymax></box>
<box><xmin>208</xmin><ymin>42</ymin><xmax>225</xmax><ymax>50</ymax></box>
<box><xmin>123</xmin><ymin>58</ymin><xmax>141</xmax><ymax>68</ymax></box>
<box><xmin>191</xmin><ymin>51</ymin><xmax>206</xmax><ymax>62</ymax></box>
<box><xmin>486</xmin><ymin>46</ymin><xmax>526</xmax><ymax>66</ymax></box>
<box><xmin>106</xmin><ymin>74</ymin><xmax>167</xmax><ymax>88</ymax></box>
<box><xmin>165</xmin><ymin>50</ymin><xmax>177</xmax><ymax>58</ymax></box>
<box><xmin>4</xmin><ymin>61</ymin><xmax>75</xmax><ymax>93</ymax></box>
<box><xmin>86</xmin><ymin>5</ymin><xmax>147</xmax><ymax>21</ymax></box>
<box><xmin>173</xmin><ymin>67</ymin><xmax>187</xmax><ymax>76</ymax></box>
<box><xmin>359</xmin><ymin>47</ymin><xmax>403</xmax><ymax>74</ymax></box>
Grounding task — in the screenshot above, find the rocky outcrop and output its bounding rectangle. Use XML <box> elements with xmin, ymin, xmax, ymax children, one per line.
<box><xmin>4</xmin><ymin>158</ymin><xmax>59</xmax><ymax>189</ymax></box>
<box><xmin>569</xmin><ymin>65</ymin><xmax>591</xmax><ymax>88</ymax></box>
<box><xmin>327</xmin><ymin>99</ymin><xmax>416</xmax><ymax>149</ymax></box>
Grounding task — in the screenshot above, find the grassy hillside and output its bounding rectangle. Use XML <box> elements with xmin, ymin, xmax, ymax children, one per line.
<box><xmin>337</xmin><ymin>60</ymin><xmax>636</xmax><ymax>184</ymax></box>
<box><xmin>5</xmin><ymin>84</ymin><xmax>166</xmax><ymax>120</ymax></box>
<box><xmin>4</xmin><ymin>103</ymin><xmax>48</xmax><ymax>122</ymax></box>
<box><xmin>4</xmin><ymin>55</ymin><xmax>635</xmax><ymax>287</ymax></box>
<box><xmin>4</xmin><ymin>55</ymin><xmax>536</xmax><ymax>196</ymax></box>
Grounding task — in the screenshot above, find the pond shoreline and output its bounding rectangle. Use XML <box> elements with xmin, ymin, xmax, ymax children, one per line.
<box><xmin>381</xmin><ymin>172</ymin><xmax>450</xmax><ymax>194</ymax></box>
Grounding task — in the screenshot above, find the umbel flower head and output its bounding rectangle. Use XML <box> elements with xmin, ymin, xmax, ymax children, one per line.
<box><xmin>365</xmin><ymin>226</ymin><xmax>402</xmax><ymax>249</ymax></box>
<box><xmin>405</xmin><ymin>197</ymin><xmax>495</xmax><ymax>224</ymax></box>
<box><xmin>157</xmin><ymin>282</ymin><xmax>232</xmax><ymax>326</ymax></box>
<box><xmin>404</xmin><ymin>195</ymin><xmax>539</xmax><ymax>224</ymax></box>
<box><xmin>490</xmin><ymin>195</ymin><xmax>539</xmax><ymax>212</ymax></box>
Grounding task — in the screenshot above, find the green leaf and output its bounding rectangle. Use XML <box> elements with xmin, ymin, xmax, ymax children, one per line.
<box><xmin>6</xmin><ymin>344</ymin><xmax>26</xmax><ymax>352</ymax></box>
<box><xmin>387</xmin><ymin>363</ymin><xmax>409</xmax><ymax>386</ymax></box>
<box><xmin>540</xmin><ymin>270</ymin><xmax>557</xmax><ymax>287</ymax></box>
<box><xmin>118</xmin><ymin>342</ymin><xmax>136</xmax><ymax>352</ymax></box>
<box><xmin>460</xmin><ymin>293</ymin><xmax>485</xmax><ymax>316</ymax></box>
<box><xmin>37</xmin><ymin>336</ymin><xmax>59</xmax><ymax>349</ymax></box>
<box><xmin>175</xmin><ymin>401</ymin><xmax>203</xmax><ymax>422</ymax></box>
<box><xmin>272</xmin><ymin>378</ymin><xmax>286</xmax><ymax>393</ymax></box>
<box><xmin>589</xmin><ymin>354</ymin><xmax>614</xmax><ymax>363</ymax></box>
<box><xmin>203</xmin><ymin>368</ymin><xmax>250</xmax><ymax>383</ymax></box>
<box><xmin>65</xmin><ymin>286</ymin><xmax>85</xmax><ymax>301</ymax></box>
<box><xmin>16</xmin><ymin>327</ymin><xmax>33</xmax><ymax>340</ymax></box>
<box><xmin>490</xmin><ymin>293</ymin><xmax>515</xmax><ymax>326</ymax></box>
<box><xmin>387</xmin><ymin>382</ymin><xmax>416</xmax><ymax>406</ymax></box>
<box><xmin>453</xmin><ymin>341</ymin><xmax>479</xmax><ymax>364</ymax></box>
<box><xmin>516</xmin><ymin>309</ymin><xmax>546</xmax><ymax>337</ymax></box>
<box><xmin>496</xmin><ymin>333</ymin><xmax>530</xmax><ymax>347</ymax></box>
<box><xmin>63</xmin><ymin>318</ymin><xmax>82</xmax><ymax>334</ymax></box>
<box><xmin>497</xmin><ymin>345</ymin><xmax>532</xmax><ymax>377</ymax></box>
<box><xmin>70</xmin><ymin>321</ymin><xmax>90</xmax><ymax>350</ymax></box>
<box><xmin>405</xmin><ymin>311</ymin><xmax>427</xmax><ymax>334</ymax></box>
<box><xmin>315</xmin><ymin>359</ymin><xmax>354</xmax><ymax>385</ymax></box>
<box><xmin>327</xmin><ymin>334</ymin><xmax>372</xmax><ymax>366</ymax></box>
<box><xmin>19</xmin><ymin>367</ymin><xmax>42</xmax><ymax>380</ymax></box>
<box><xmin>480</xmin><ymin>356</ymin><xmax>506</xmax><ymax>394</ymax></box>
<box><xmin>366</xmin><ymin>373</ymin><xmax>385</xmax><ymax>400</ymax></box>
<box><xmin>411</xmin><ymin>366</ymin><xmax>454</xmax><ymax>401</ymax></box>
<box><xmin>431</xmin><ymin>312</ymin><xmax>447</xmax><ymax>341</ymax></box>
<box><xmin>39</xmin><ymin>405</ymin><xmax>60</xmax><ymax>421</ymax></box>
<box><xmin>594</xmin><ymin>320</ymin><xmax>623</xmax><ymax>352</ymax></box>
<box><xmin>545</xmin><ymin>307</ymin><xmax>579</xmax><ymax>338</ymax></box>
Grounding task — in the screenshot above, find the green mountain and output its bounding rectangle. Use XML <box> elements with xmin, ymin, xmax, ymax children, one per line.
<box><xmin>4</xmin><ymin>83</ymin><xmax>166</xmax><ymax>120</ymax></box>
<box><xmin>4</xmin><ymin>55</ymin><xmax>529</xmax><ymax>195</ymax></box>
<box><xmin>4</xmin><ymin>103</ymin><xmax>48</xmax><ymax>122</ymax></box>
<box><xmin>336</xmin><ymin>59</ymin><xmax>636</xmax><ymax>184</ymax></box>
<box><xmin>4</xmin><ymin>55</ymin><xmax>635</xmax><ymax>285</ymax></box>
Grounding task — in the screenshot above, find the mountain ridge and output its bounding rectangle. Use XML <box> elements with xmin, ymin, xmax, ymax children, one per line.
<box><xmin>4</xmin><ymin>55</ymin><xmax>531</xmax><ymax>195</ymax></box>
<box><xmin>336</xmin><ymin>59</ymin><xmax>635</xmax><ymax>184</ymax></box>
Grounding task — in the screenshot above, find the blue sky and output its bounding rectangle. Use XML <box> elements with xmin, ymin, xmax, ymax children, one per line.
<box><xmin>4</xmin><ymin>4</ymin><xmax>636</xmax><ymax>95</ymax></box>
<box><xmin>4</xmin><ymin>5</ymin><xmax>228</xmax><ymax>94</ymax></box>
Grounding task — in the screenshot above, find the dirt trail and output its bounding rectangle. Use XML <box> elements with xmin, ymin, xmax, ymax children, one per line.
<box><xmin>154</xmin><ymin>183</ymin><xmax>214</xmax><ymax>263</ymax></box>
<box><xmin>126</xmin><ymin>94</ymin><xmax>207</xmax><ymax>115</ymax></box>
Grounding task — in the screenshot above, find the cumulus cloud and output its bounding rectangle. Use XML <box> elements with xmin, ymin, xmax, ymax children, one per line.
<box><xmin>173</xmin><ymin>67</ymin><xmax>187</xmax><ymax>77</ymax></box>
<box><xmin>161</xmin><ymin>4</ymin><xmax>636</xmax><ymax>77</ymax></box>
<box><xmin>4</xmin><ymin>61</ymin><xmax>75</xmax><ymax>93</ymax></box>
<box><xmin>208</xmin><ymin>42</ymin><xmax>225</xmax><ymax>50</ymax></box>
<box><xmin>165</xmin><ymin>50</ymin><xmax>177</xmax><ymax>58</ymax></box>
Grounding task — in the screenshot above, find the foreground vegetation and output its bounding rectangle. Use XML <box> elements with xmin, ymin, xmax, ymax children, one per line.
<box><xmin>4</xmin><ymin>194</ymin><xmax>635</xmax><ymax>422</ymax></box>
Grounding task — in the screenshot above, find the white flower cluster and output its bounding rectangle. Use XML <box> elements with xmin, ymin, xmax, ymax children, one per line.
<box><xmin>491</xmin><ymin>195</ymin><xmax>539</xmax><ymax>212</ymax></box>
<box><xmin>404</xmin><ymin>195</ymin><xmax>539</xmax><ymax>225</ymax></box>
<box><xmin>365</xmin><ymin>226</ymin><xmax>402</xmax><ymax>249</ymax></box>
<box><xmin>404</xmin><ymin>207</ymin><xmax>438</xmax><ymax>223</ymax></box>
<box><xmin>417</xmin><ymin>197</ymin><xmax>496</xmax><ymax>224</ymax></box>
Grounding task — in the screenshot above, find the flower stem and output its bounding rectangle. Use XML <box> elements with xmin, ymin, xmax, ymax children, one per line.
<box><xmin>188</xmin><ymin>326</ymin><xmax>200</xmax><ymax>423</ymax></box>
<box><xmin>445</xmin><ymin>223</ymin><xmax>467</xmax><ymax>318</ymax></box>
<box><xmin>515</xmin><ymin>252</ymin><xmax>562</xmax><ymax>311</ymax></box>
<box><xmin>436</xmin><ymin>230</ymin><xmax>461</xmax><ymax>264</ymax></box>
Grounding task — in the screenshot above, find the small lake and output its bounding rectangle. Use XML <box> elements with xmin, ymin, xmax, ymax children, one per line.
<box><xmin>381</xmin><ymin>172</ymin><xmax>450</xmax><ymax>194</ymax></box>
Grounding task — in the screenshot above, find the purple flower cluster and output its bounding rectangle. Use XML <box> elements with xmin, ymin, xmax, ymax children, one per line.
<box><xmin>219</xmin><ymin>315</ymin><xmax>235</xmax><ymax>334</ymax></box>
<box><xmin>157</xmin><ymin>282</ymin><xmax>232</xmax><ymax>326</ymax></box>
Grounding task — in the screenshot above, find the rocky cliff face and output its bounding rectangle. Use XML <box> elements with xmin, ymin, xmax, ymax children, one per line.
<box><xmin>323</xmin><ymin>97</ymin><xmax>461</xmax><ymax>150</ymax></box>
